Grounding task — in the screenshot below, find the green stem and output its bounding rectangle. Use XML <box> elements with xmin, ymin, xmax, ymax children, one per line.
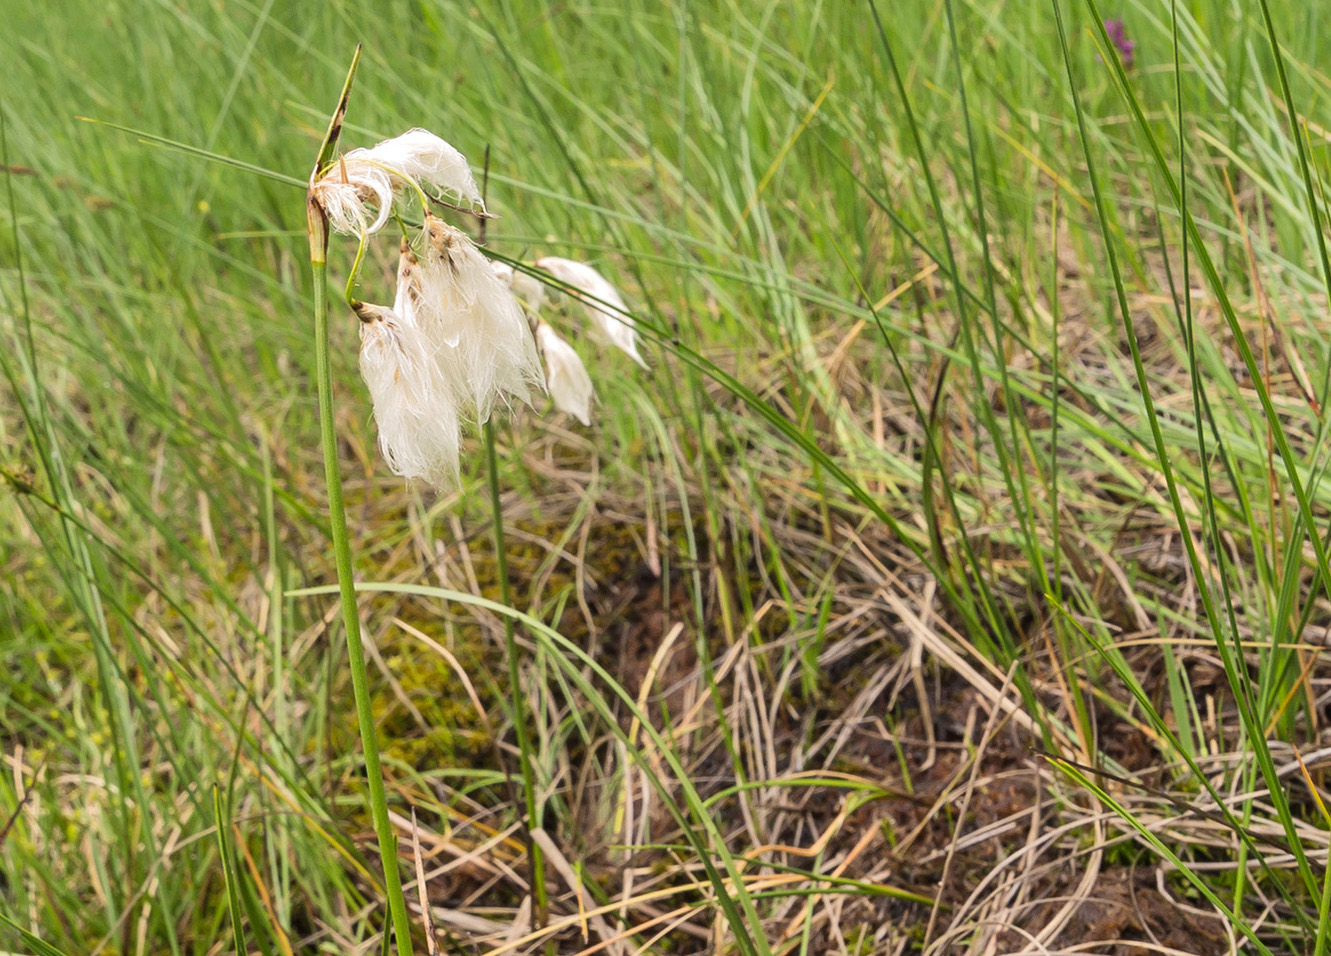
<box><xmin>483</xmin><ymin>419</ymin><xmax>547</xmax><ymax>927</ymax></box>
<box><xmin>309</xmin><ymin>201</ymin><xmax>415</xmax><ymax>956</ymax></box>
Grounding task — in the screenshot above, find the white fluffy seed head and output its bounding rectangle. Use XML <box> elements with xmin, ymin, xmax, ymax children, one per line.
<box><xmin>349</xmin><ymin>128</ymin><xmax>485</xmax><ymax>212</ymax></box>
<box><xmin>311</xmin><ymin>128</ymin><xmax>484</xmax><ymax>238</ymax></box>
<box><xmin>416</xmin><ymin>214</ymin><xmax>545</xmax><ymax>422</ymax></box>
<box><xmin>355</xmin><ymin>301</ymin><xmax>461</xmax><ymax>489</ymax></box>
<box><xmin>491</xmin><ymin>260</ymin><xmax>549</xmax><ymax>312</ymax></box>
<box><xmin>309</xmin><ymin>160</ymin><xmax>395</xmax><ymax>236</ymax></box>
<box><xmin>536</xmin><ymin>322</ymin><xmax>594</xmax><ymax>426</ymax></box>
<box><xmin>534</xmin><ymin>257</ymin><xmax>646</xmax><ymax>368</ymax></box>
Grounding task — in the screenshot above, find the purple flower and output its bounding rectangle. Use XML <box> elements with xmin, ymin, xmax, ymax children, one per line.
<box><xmin>1104</xmin><ymin>18</ymin><xmax>1136</xmax><ymax>69</ymax></box>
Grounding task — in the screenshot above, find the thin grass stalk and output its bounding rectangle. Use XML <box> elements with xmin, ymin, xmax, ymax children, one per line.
<box><xmin>866</xmin><ymin>1</ymin><xmax>1021</xmax><ymax>667</ymax></box>
<box><xmin>1317</xmin><ymin>838</ymin><xmax>1331</xmax><ymax>956</ymax></box>
<box><xmin>1164</xmin><ymin>0</ymin><xmax>1262</xmax><ymax>915</ymax></box>
<box><xmin>303</xmin><ymin>50</ymin><xmax>413</xmax><ymax>951</ymax></box>
<box><xmin>213</xmin><ymin>785</ymin><xmax>248</xmax><ymax>956</ymax></box>
<box><xmin>483</xmin><ymin>418</ymin><xmax>548</xmax><ymax>928</ymax></box>
<box><xmin>293</xmin><ymin>580</ymin><xmax>774</xmax><ymax>956</ymax></box>
<box><xmin>637</xmin><ymin>374</ymin><xmax>751</xmax><ymax>832</ymax></box>
<box><xmin>942</xmin><ymin>0</ymin><xmax>1042</xmax><ymax>570</ymax></box>
<box><xmin>0</xmin><ymin>912</ymin><xmax>74</xmax><ymax>956</ymax></box>
<box><xmin>1163</xmin><ymin>15</ymin><xmax>1292</xmax><ymax>904</ymax></box>
<box><xmin>1078</xmin><ymin>0</ymin><xmax>1323</xmax><ymax>907</ymax></box>
<box><xmin>1</xmin><ymin>111</ymin><xmax>185</xmax><ymax>956</ymax></box>
<box><xmin>1254</xmin><ymin>0</ymin><xmax>1331</xmax><ymax>404</ymax></box>
<box><xmin>1254</xmin><ymin>0</ymin><xmax>1331</xmax><ymax>737</ymax></box>
<box><xmin>1053</xmin><ymin>3</ymin><xmax>1318</xmax><ymax>925</ymax></box>
<box><xmin>307</xmin><ymin>219</ymin><xmax>414</xmax><ymax>956</ymax></box>
<box><xmin>1050</xmin><ymin>759</ymin><xmax>1276</xmax><ymax>956</ymax></box>
<box><xmin>1043</xmin><ymin>190</ymin><xmax>1094</xmax><ymax>760</ymax></box>
<box><xmin>304</xmin><ymin>44</ymin><xmax>412</xmax><ymax>953</ymax></box>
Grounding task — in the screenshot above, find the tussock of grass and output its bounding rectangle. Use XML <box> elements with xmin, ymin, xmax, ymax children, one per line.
<box><xmin>6</xmin><ymin>1</ymin><xmax>1331</xmax><ymax>953</ymax></box>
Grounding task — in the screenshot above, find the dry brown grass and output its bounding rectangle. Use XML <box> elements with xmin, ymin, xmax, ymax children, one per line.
<box><xmin>311</xmin><ymin>328</ymin><xmax>1331</xmax><ymax>954</ymax></box>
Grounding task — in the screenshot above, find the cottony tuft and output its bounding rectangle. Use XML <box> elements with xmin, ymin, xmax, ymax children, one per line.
<box><xmin>309</xmin><ymin>128</ymin><xmax>484</xmax><ymax>238</ymax></box>
<box><xmin>535</xmin><ymin>322</ymin><xmax>594</xmax><ymax>426</ymax></box>
<box><xmin>354</xmin><ymin>300</ymin><xmax>461</xmax><ymax>488</ymax></box>
<box><xmin>535</xmin><ymin>257</ymin><xmax>647</xmax><ymax>368</ymax></box>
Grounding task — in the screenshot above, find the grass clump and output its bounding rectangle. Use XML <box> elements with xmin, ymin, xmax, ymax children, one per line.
<box><xmin>7</xmin><ymin>0</ymin><xmax>1331</xmax><ymax>953</ymax></box>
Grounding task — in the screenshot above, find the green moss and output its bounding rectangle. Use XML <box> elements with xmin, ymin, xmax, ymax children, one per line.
<box><xmin>372</xmin><ymin>629</ymin><xmax>496</xmax><ymax>772</ymax></box>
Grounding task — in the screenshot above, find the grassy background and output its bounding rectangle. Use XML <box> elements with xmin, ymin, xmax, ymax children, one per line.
<box><xmin>5</xmin><ymin>0</ymin><xmax>1331</xmax><ymax>953</ymax></box>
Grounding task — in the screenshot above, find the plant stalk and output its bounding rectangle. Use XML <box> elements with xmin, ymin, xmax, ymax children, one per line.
<box><xmin>308</xmin><ymin>195</ymin><xmax>415</xmax><ymax>956</ymax></box>
<box><xmin>483</xmin><ymin>419</ymin><xmax>547</xmax><ymax>927</ymax></box>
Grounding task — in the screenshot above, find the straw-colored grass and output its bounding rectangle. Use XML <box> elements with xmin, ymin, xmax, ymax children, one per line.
<box><xmin>6</xmin><ymin>1</ymin><xmax>1331</xmax><ymax>953</ymax></box>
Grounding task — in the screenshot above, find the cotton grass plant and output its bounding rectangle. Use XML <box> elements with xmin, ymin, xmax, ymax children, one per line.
<box><xmin>311</xmin><ymin>131</ymin><xmax>634</xmax><ymax>488</ymax></box>
<box><xmin>14</xmin><ymin>1</ymin><xmax>1331</xmax><ymax>952</ymax></box>
<box><xmin>305</xmin><ymin>49</ymin><xmax>558</xmax><ymax>955</ymax></box>
<box><xmin>532</xmin><ymin>321</ymin><xmax>594</xmax><ymax>426</ymax></box>
<box><xmin>302</xmin><ymin>47</ymin><xmax>662</xmax><ymax>952</ymax></box>
<box><xmin>303</xmin><ymin>48</ymin><xmax>416</xmax><ymax>956</ymax></box>
<box><xmin>305</xmin><ymin>58</ymin><xmax>524</xmax><ymax>956</ymax></box>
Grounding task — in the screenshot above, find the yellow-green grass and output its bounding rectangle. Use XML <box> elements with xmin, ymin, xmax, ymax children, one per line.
<box><xmin>4</xmin><ymin>1</ymin><xmax>1331</xmax><ymax>952</ymax></box>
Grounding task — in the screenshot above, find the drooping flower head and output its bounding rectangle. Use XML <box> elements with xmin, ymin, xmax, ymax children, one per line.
<box><xmin>535</xmin><ymin>322</ymin><xmax>594</xmax><ymax>427</ymax></box>
<box><xmin>491</xmin><ymin>261</ymin><xmax>548</xmax><ymax>312</ymax></box>
<box><xmin>309</xmin><ymin>129</ymin><xmax>486</xmax><ymax>238</ymax></box>
<box><xmin>353</xmin><ymin>300</ymin><xmax>461</xmax><ymax>488</ymax></box>
<box><xmin>345</xmin><ymin>128</ymin><xmax>485</xmax><ymax>213</ymax></box>
<box><xmin>309</xmin><ymin>158</ymin><xmax>396</xmax><ymax>236</ymax></box>
<box><xmin>534</xmin><ymin>257</ymin><xmax>647</xmax><ymax>368</ymax></box>
<box><xmin>409</xmin><ymin>213</ymin><xmax>544</xmax><ymax>422</ymax></box>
